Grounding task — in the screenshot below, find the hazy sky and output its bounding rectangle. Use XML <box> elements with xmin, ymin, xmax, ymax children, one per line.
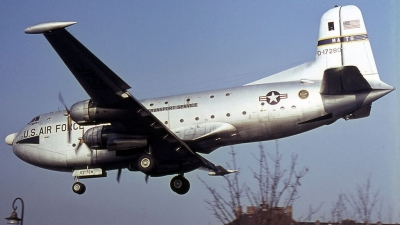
<box><xmin>0</xmin><ymin>1</ymin><xmax>399</xmax><ymax>224</ymax></box>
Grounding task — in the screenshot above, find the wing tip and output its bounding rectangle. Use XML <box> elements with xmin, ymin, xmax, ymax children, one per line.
<box><xmin>25</xmin><ymin>21</ymin><xmax>77</xmax><ymax>34</ymax></box>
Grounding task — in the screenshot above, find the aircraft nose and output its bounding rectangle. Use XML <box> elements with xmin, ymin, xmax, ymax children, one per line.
<box><xmin>5</xmin><ymin>133</ymin><xmax>17</xmax><ymax>146</ymax></box>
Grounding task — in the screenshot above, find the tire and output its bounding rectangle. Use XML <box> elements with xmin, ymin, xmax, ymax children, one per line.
<box><xmin>72</xmin><ymin>182</ymin><xmax>86</xmax><ymax>195</ymax></box>
<box><xmin>137</xmin><ymin>154</ymin><xmax>156</xmax><ymax>174</ymax></box>
<box><xmin>170</xmin><ymin>175</ymin><xmax>190</xmax><ymax>195</ymax></box>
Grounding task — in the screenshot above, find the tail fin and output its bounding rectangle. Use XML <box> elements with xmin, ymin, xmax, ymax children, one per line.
<box><xmin>316</xmin><ymin>5</ymin><xmax>377</xmax><ymax>76</ymax></box>
<box><xmin>247</xmin><ymin>5</ymin><xmax>392</xmax><ymax>88</ymax></box>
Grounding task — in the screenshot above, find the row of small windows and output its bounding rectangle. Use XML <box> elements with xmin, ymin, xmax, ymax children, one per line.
<box><xmin>164</xmin><ymin>104</ymin><xmax>298</xmax><ymax>124</ymax></box>
<box><xmin>148</xmin><ymin>93</ymin><xmax>232</xmax><ymax>107</ymax></box>
<box><xmin>151</xmin><ymin>101</ymin><xmax>268</xmax><ymax>108</ymax></box>
<box><xmin>166</xmin><ymin>111</ymin><xmax>247</xmax><ymax>124</ymax></box>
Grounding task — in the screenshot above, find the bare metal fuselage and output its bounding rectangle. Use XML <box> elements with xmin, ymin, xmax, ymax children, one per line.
<box><xmin>5</xmin><ymin>5</ymin><xmax>394</xmax><ymax>195</ymax></box>
<box><xmin>10</xmin><ymin>79</ymin><xmax>390</xmax><ymax>172</ymax></box>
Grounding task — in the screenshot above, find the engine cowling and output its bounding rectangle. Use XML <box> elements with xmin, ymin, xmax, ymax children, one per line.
<box><xmin>70</xmin><ymin>100</ymin><xmax>92</xmax><ymax>124</ymax></box>
<box><xmin>83</xmin><ymin>125</ymin><xmax>107</xmax><ymax>149</ymax></box>
<box><xmin>70</xmin><ymin>99</ymin><xmax>133</xmax><ymax>125</ymax></box>
<box><xmin>83</xmin><ymin>125</ymin><xmax>147</xmax><ymax>151</ymax></box>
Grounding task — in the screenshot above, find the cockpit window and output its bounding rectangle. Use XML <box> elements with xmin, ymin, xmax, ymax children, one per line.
<box><xmin>28</xmin><ymin>116</ymin><xmax>40</xmax><ymax>124</ymax></box>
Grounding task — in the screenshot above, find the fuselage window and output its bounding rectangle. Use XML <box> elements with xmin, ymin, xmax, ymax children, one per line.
<box><xmin>328</xmin><ymin>22</ymin><xmax>334</xmax><ymax>31</ymax></box>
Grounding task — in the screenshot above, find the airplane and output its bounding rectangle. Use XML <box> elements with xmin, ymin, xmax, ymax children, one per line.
<box><xmin>5</xmin><ymin>5</ymin><xmax>393</xmax><ymax>195</ymax></box>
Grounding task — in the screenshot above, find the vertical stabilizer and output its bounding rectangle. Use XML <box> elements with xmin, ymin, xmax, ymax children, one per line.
<box><xmin>246</xmin><ymin>5</ymin><xmax>390</xmax><ymax>87</ymax></box>
<box><xmin>316</xmin><ymin>5</ymin><xmax>378</xmax><ymax>76</ymax></box>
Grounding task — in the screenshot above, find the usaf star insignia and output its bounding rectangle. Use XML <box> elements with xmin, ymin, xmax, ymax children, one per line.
<box><xmin>259</xmin><ymin>91</ymin><xmax>288</xmax><ymax>105</ymax></box>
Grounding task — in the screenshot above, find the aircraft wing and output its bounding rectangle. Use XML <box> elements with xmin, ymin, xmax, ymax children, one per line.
<box><xmin>27</xmin><ymin>22</ymin><xmax>130</xmax><ymax>108</ymax></box>
<box><xmin>25</xmin><ymin>22</ymin><xmax>227</xmax><ymax>175</ymax></box>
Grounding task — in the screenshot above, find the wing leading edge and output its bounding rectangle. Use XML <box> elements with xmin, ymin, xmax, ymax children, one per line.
<box><xmin>25</xmin><ymin>22</ymin><xmax>230</xmax><ymax>176</ymax></box>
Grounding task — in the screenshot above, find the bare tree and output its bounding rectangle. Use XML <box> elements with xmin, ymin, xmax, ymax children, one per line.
<box><xmin>330</xmin><ymin>194</ymin><xmax>350</xmax><ymax>223</ymax></box>
<box><xmin>200</xmin><ymin>141</ymin><xmax>310</xmax><ymax>225</ymax></box>
<box><xmin>386</xmin><ymin>204</ymin><xmax>393</xmax><ymax>224</ymax></box>
<box><xmin>345</xmin><ymin>176</ymin><xmax>380</xmax><ymax>224</ymax></box>
<box><xmin>299</xmin><ymin>203</ymin><xmax>324</xmax><ymax>222</ymax></box>
<box><xmin>377</xmin><ymin>197</ymin><xmax>383</xmax><ymax>222</ymax></box>
<box><xmin>199</xmin><ymin>147</ymin><xmax>243</xmax><ymax>225</ymax></box>
<box><xmin>245</xmin><ymin>141</ymin><xmax>308</xmax><ymax>208</ymax></box>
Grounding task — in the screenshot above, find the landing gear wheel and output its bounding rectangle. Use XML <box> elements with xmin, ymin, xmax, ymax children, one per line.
<box><xmin>170</xmin><ymin>175</ymin><xmax>190</xmax><ymax>195</ymax></box>
<box><xmin>72</xmin><ymin>182</ymin><xmax>86</xmax><ymax>195</ymax></box>
<box><xmin>138</xmin><ymin>154</ymin><xmax>156</xmax><ymax>174</ymax></box>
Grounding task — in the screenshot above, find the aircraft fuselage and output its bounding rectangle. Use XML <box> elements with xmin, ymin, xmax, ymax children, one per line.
<box><xmin>11</xmin><ymin>79</ymin><xmax>388</xmax><ymax>173</ymax></box>
<box><xmin>6</xmin><ymin>5</ymin><xmax>394</xmax><ymax>195</ymax></box>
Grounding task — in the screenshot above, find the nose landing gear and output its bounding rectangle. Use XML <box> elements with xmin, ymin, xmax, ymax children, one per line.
<box><xmin>72</xmin><ymin>181</ymin><xmax>86</xmax><ymax>195</ymax></box>
<box><xmin>170</xmin><ymin>175</ymin><xmax>190</xmax><ymax>195</ymax></box>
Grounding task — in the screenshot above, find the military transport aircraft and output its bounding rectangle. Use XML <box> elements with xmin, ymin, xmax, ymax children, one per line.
<box><xmin>5</xmin><ymin>5</ymin><xmax>393</xmax><ymax>195</ymax></box>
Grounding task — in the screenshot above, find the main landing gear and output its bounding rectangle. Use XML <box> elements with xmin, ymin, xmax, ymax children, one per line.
<box><xmin>170</xmin><ymin>175</ymin><xmax>190</xmax><ymax>195</ymax></box>
<box><xmin>137</xmin><ymin>153</ymin><xmax>191</xmax><ymax>195</ymax></box>
<box><xmin>137</xmin><ymin>154</ymin><xmax>156</xmax><ymax>174</ymax></box>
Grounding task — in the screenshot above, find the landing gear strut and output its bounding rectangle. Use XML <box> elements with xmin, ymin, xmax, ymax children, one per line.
<box><xmin>170</xmin><ymin>175</ymin><xmax>190</xmax><ymax>195</ymax></box>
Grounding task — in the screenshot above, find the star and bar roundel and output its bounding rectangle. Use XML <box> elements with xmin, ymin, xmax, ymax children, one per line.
<box><xmin>259</xmin><ymin>91</ymin><xmax>288</xmax><ymax>105</ymax></box>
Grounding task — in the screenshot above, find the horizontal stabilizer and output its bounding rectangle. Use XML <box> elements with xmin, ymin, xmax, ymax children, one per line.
<box><xmin>25</xmin><ymin>22</ymin><xmax>77</xmax><ymax>34</ymax></box>
<box><xmin>208</xmin><ymin>165</ymin><xmax>237</xmax><ymax>176</ymax></box>
<box><xmin>320</xmin><ymin>66</ymin><xmax>371</xmax><ymax>95</ymax></box>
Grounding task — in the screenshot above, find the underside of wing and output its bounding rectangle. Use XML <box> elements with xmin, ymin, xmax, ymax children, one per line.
<box><xmin>42</xmin><ymin>26</ymin><xmax>131</xmax><ymax>108</ymax></box>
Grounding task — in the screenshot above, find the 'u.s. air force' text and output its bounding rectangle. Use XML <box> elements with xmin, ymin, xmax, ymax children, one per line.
<box><xmin>23</xmin><ymin>123</ymin><xmax>83</xmax><ymax>138</ymax></box>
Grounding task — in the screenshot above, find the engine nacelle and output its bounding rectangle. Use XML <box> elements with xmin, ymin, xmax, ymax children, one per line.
<box><xmin>83</xmin><ymin>125</ymin><xmax>147</xmax><ymax>151</ymax></box>
<box><xmin>70</xmin><ymin>99</ymin><xmax>133</xmax><ymax>125</ymax></box>
<box><xmin>83</xmin><ymin>125</ymin><xmax>108</xmax><ymax>149</ymax></box>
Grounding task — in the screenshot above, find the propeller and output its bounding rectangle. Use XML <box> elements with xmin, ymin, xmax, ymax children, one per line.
<box><xmin>117</xmin><ymin>168</ymin><xmax>122</xmax><ymax>183</ymax></box>
<box><xmin>74</xmin><ymin>127</ymin><xmax>86</xmax><ymax>154</ymax></box>
<box><xmin>58</xmin><ymin>92</ymin><xmax>72</xmax><ymax>143</ymax></box>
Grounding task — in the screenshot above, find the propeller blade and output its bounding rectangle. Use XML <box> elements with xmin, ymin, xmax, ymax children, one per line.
<box><xmin>58</xmin><ymin>92</ymin><xmax>70</xmax><ymax>113</ymax></box>
<box><xmin>67</xmin><ymin>116</ymin><xmax>71</xmax><ymax>143</ymax></box>
<box><xmin>75</xmin><ymin>139</ymin><xmax>83</xmax><ymax>154</ymax></box>
<box><xmin>145</xmin><ymin>174</ymin><xmax>150</xmax><ymax>184</ymax></box>
<box><xmin>58</xmin><ymin>92</ymin><xmax>72</xmax><ymax>143</ymax></box>
<box><xmin>117</xmin><ymin>169</ymin><xmax>122</xmax><ymax>183</ymax></box>
<box><xmin>75</xmin><ymin>128</ymin><xmax>85</xmax><ymax>154</ymax></box>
